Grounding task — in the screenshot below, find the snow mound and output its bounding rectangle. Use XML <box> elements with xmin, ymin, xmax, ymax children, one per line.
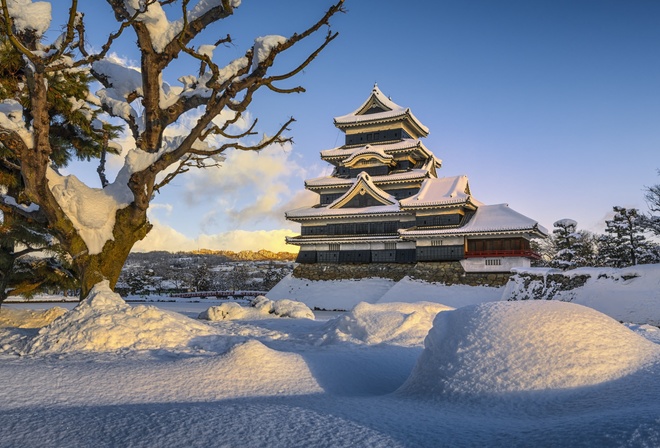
<box><xmin>199</xmin><ymin>296</ymin><xmax>314</xmax><ymax>321</ymax></box>
<box><xmin>216</xmin><ymin>339</ymin><xmax>322</xmax><ymax>395</ymax></box>
<box><xmin>322</xmin><ymin>302</ymin><xmax>453</xmax><ymax>346</ymax></box>
<box><xmin>25</xmin><ymin>281</ymin><xmax>217</xmax><ymax>355</ymax></box>
<box><xmin>400</xmin><ymin>301</ymin><xmax>660</xmax><ymax>398</ymax></box>
<box><xmin>0</xmin><ymin>307</ymin><xmax>67</xmax><ymax>329</ymax></box>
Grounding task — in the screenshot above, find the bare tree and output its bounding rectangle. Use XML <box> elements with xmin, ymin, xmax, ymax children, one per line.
<box><xmin>0</xmin><ymin>0</ymin><xmax>344</xmax><ymax>298</ymax></box>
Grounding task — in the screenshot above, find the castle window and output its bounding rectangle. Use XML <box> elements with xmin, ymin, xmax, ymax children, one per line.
<box><xmin>385</xmin><ymin>242</ymin><xmax>396</xmax><ymax>250</ymax></box>
<box><xmin>329</xmin><ymin>243</ymin><xmax>340</xmax><ymax>251</ymax></box>
<box><xmin>431</xmin><ymin>240</ymin><xmax>443</xmax><ymax>246</ymax></box>
<box><xmin>485</xmin><ymin>258</ymin><xmax>502</xmax><ymax>266</ymax></box>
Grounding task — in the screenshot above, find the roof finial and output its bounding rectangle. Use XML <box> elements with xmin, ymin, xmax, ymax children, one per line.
<box><xmin>373</xmin><ymin>82</ymin><xmax>378</xmax><ymax>92</ymax></box>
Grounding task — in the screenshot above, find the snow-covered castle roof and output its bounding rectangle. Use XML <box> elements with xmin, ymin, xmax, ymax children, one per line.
<box><xmin>400</xmin><ymin>204</ymin><xmax>549</xmax><ymax>237</ymax></box>
<box><xmin>333</xmin><ymin>85</ymin><xmax>429</xmax><ymax>137</ymax></box>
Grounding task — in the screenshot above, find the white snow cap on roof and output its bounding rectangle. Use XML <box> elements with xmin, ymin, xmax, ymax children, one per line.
<box><xmin>400</xmin><ymin>175</ymin><xmax>470</xmax><ymax>207</ymax></box>
<box><xmin>401</xmin><ymin>204</ymin><xmax>548</xmax><ymax>236</ymax></box>
<box><xmin>328</xmin><ymin>171</ymin><xmax>398</xmax><ymax>209</ymax></box>
<box><xmin>349</xmin><ymin>84</ymin><xmax>403</xmax><ymax>115</ymax></box>
<box><xmin>333</xmin><ymin>84</ymin><xmax>430</xmax><ymax>134</ymax></box>
<box><xmin>342</xmin><ymin>144</ymin><xmax>393</xmax><ymax>165</ymax></box>
<box><xmin>305</xmin><ymin>168</ymin><xmax>430</xmax><ymax>189</ymax></box>
<box><xmin>465</xmin><ymin>204</ymin><xmax>548</xmax><ymax>234</ymax></box>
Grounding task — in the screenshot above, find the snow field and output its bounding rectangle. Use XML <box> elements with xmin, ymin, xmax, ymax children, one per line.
<box><xmin>2</xmin><ymin>277</ymin><xmax>660</xmax><ymax>446</ymax></box>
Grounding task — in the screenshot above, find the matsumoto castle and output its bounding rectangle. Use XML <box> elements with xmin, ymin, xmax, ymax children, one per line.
<box><xmin>285</xmin><ymin>85</ymin><xmax>548</xmax><ymax>273</ymax></box>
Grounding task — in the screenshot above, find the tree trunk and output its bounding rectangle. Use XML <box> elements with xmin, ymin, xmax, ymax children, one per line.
<box><xmin>74</xmin><ymin>204</ymin><xmax>152</xmax><ymax>299</ymax></box>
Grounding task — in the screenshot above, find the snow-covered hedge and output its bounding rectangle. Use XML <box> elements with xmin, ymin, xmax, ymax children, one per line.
<box><xmin>503</xmin><ymin>264</ymin><xmax>660</xmax><ymax>325</ymax></box>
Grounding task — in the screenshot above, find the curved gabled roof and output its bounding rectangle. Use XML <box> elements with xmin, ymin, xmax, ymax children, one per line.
<box><xmin>329</xmin><ymin>172</ymin><xmax>398</xmax><ymax>209</ymax></box>
<box><xmin>333</xmin><ymin>85</ymin><xmax>429</xmax><ymax>137</ymax></box>
<box><xmin>400</xmin><ymin>175</ymin><xmax>472</xmax><ymax>208</ymax></box>
<box><xmin>342</xmin><ymin>145</ymin><xmax>394</xmax><ymax>167</ymax></box>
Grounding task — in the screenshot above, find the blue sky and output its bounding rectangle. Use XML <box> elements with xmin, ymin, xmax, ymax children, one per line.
<box><xmin>54</xmin><ymin>0</ymin><xmax>660</xmax><ymax>252</ymax></box>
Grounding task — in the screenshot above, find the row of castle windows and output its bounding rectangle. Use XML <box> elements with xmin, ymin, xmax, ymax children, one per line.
<box><xmin>301</xmin><ymin>221</ymin><xmax>410</xmax><ymax>236</ymax></box>
<box><xmin>345</xmin><ymin>129</ymin><xmax>412</xmax><ymax>146</ymax></box>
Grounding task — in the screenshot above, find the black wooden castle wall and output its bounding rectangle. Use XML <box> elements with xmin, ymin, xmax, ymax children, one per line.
<box><xmin>295</xmin><ymin>247</ymin><xmax>458</xmax><ymax>264</ymax></box>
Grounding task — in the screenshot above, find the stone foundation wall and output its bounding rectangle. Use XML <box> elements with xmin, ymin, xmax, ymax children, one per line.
<box><xmin>292</xmin><ymin>262</ymin><xmax>512</xmax><ymax>287</ymax></box>
<box><xmin>293</xmin><ymin>263</ymin><xmax>411</xmax><ymax>282</ymax></box>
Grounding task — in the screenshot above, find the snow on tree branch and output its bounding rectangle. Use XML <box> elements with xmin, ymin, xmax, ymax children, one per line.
<box><xmin>0</xmin><ymin>99</ymin><xmax>32</xmax><ymax>150</ymax></box>
<box><xmin>0</xmin><ymin>0</ymin><xmax>344</xmax><ymax>297</ymax></box>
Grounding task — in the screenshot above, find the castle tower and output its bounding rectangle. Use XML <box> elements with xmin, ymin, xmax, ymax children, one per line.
<box><xmin>285</xmin><ymin>85</ymin><xmax>547</xmax><ymax>272</ymax></box>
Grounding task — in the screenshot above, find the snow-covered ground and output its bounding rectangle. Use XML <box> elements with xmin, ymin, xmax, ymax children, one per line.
<box><xmin>1</xmin><ymin>273</ymin><xmax>660</xmax><ymax>447</ymax></box>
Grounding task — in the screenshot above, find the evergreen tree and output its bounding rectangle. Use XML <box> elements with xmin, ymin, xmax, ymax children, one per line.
<box><xmin>0</xmin><ymin>29</ymin><xmax>120</xmax><ymax>304</ymax></box>
<box><xmin>549</xmin><ymin>219</ymin><xmax>585</xmax><ymax>270</ymax></box>
<box><xmin>192</xmin><ymin>263</ymin><xmax>213</xmax><ymax>292</ymax></box>
<box><xmin>597</xmin><ymin>206</ymin><xmax>660</xmax><ymax>267</ymax></box>
<box><xmin>0</xmin><ymin>208</ymin><xmax>77</xmax><ymax>306</ymax></box>
<box><xmin>574</xmin><ymin>229</ymin><xmax>598</xmax><ymax>267</ymax></box>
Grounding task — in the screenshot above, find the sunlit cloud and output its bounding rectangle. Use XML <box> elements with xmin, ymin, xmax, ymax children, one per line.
<box><xmin>178</xmin><ymin>142</ymin><xmax>316</xmax><ymax>230</ymax></box>
<box><xmin>132</xmin><ymin>218</ymin><xmax>298</xmax><ymax>253</ymax></box>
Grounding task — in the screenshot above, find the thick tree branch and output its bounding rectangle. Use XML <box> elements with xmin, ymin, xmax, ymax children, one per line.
<box><xmin>0</xmin><ymin>196</ymin><xmax>47</xmax><ymax>223</ymax></box>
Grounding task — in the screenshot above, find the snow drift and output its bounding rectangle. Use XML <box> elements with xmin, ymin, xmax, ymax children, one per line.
<box><xmin>322</xmin><ymin>302</ymin><xmax>453</xmax><ymax>346</ymax></box>
<box><xmin>400</xmin><ymin>301</ymin><xmax>660</xmax><ymax>398</ymax></box>
<box><xmin>0</xmin><ymin>307</ymin><xmax>67</xmax><ymax>329</ymax></box>
<box><xmin>24</xmin><ymin>281</ymin><xmax>217</xmax><ymax>354</ymax></box>
<box><xmin>199</xmin><ymin>296</ymin><xmax>314</xmax><ymax>321</ymax></box>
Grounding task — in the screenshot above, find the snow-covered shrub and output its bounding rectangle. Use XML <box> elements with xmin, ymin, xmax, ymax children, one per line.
<box><xmin>198</xmin><ymin>302</ymin><xmax>258</xmax><ymax>321</ymax></box>
<box><xmin>199</xmin><ymin>296</ymin><xmax>314</xmax><ymax>321</ymax></box>
<box><xmin>399</xmin><ymin>301</ymin><xmax>660</xmax><ymax>399</ymax></box>
<box><xmin>251</xmin><ymin>295</ymin><xmax>273</xmax><ymax>313</ymax></box>
<box><xmin>322</xmin><ymin>302</ymin><xmax>453</xmax><ymax>346</ymax></box>
<box><xmin>270</xmin><ymin>299</ymin><xmax>315</xmax><ymax>319</ymax></box>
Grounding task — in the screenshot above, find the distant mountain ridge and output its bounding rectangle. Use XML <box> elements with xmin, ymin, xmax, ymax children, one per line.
<box><xmin>189</xmin><ymin>249</ymin><xmax>297</xmax><ymax>261</ymax></box>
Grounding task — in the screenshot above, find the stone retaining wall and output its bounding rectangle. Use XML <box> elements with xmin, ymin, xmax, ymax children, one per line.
<box><xmin>292</xmin><ymin>262</ymin><xmax>511</xmax><ymax>287</ymax></box>
<box><xmin>503</xmin><ymin>271</ymin><xmax>591</xmax><ymax>301</ymax></box>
